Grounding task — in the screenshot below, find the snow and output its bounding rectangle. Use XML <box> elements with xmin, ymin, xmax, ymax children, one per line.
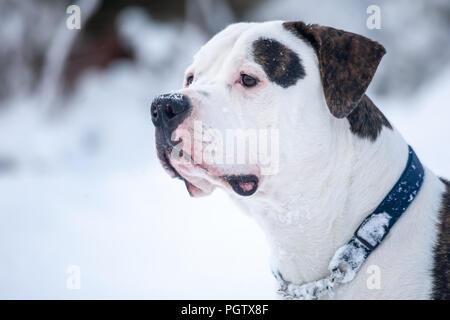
<box><xmin>327</xmin><ymin>213</ymin><xmax>393</xmax><ymax>286</ymax></box>
<box><xmin>0</xmin><ymin>168</ymin><xmax>273</xmax><ymax>299</ymax></box>
<box><xmin>280</xmin><ymin>276</ymin><xmax>334</xmax><ymax>300</ymax></box>
<box><xmin>356</xmin><ymin>212</ymin><xmax>390</xmax><ymax>247</ymax></box>
<box><xmin>0</xmin><ymin>3</ymin><xmax>449</xmax><ymax>299</ymax></box>
<box><xmin>328</xmin><ymin>240</ymin><xmax>367</xmax><ymax>284</ymax></box>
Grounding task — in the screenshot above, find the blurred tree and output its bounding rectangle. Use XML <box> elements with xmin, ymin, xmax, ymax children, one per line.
<box><xmin>63</xmin><ymin>0</ymin><xmax>262</xmax><ymax>98</ymax></box>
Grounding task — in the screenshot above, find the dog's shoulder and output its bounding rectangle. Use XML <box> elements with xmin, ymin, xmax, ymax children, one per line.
<box><xmin>432</xmin><ymin>177</ymin><xmax>450</xmax><ymax>299</ymax></box>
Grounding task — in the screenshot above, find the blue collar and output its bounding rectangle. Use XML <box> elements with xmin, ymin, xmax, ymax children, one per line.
<box><xmin>275</xmin><ymin>145</ymin><xmax>425</xmax><ymax>299</ymax></box>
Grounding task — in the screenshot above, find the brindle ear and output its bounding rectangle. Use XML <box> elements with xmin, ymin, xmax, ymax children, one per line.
<box><xmin>283</xmin><ymin>21</ymin><xmax>386</xmax><ymax>118</ymax></box>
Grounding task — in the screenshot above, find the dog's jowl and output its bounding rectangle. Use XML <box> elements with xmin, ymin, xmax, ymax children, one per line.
<box><xmin>151</xmin><ymin>21</ymin><xmax>449</xmax><ymax>299</ymax></box>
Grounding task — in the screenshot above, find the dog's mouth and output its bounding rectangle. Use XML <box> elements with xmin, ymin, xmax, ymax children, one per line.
<box><xmin>223</xmin><ymin>175</ymin><xmax>259</xmax><ymax>196</ymax></box>
<box><xmin>155</xmin><ymin>131</ymin><xmax>182</xmax><ymax>179</ymax></box>
<box><xmin>176</xmin><ymin>162</ymin><xmax>260</xmax><ymax>197</ymax></box>
<box><xmin>155</xmin><ymin>129</ymin><xmax>260</xmax><ymax>197</ymax></box>
<box><xmin>156</xmin><ymin>147</ymin><xmax>260</xmax><ymax>197</ymax></box>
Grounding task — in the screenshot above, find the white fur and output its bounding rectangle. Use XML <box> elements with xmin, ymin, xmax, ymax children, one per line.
<box><xmin>167</xmin><ymin>21</ymin><xmax>445</xmax><ymax>299</ymax></box>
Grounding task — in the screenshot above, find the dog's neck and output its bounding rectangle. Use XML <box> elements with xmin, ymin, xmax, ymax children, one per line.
<box><xmin>237</xmin><ymin>106</ymin><xmax>409</xmax><ymax>284</ymax></box>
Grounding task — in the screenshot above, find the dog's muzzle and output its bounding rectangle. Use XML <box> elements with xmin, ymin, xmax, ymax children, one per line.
<box><xmin>151</xmin><ymin>92</ymin><xmax>260</xmax><ymax>197</ymax></box>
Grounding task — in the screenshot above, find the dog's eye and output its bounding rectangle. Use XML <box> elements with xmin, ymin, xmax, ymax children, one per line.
<box><xmin>186</xmin><ymin>75</ymin><xmax>194</xmax><ymax>86</ymax></box>
<box><xmin>240</xmin><ymin>74</ymin><xmax>258</xmax><ymax>88</ymax></box>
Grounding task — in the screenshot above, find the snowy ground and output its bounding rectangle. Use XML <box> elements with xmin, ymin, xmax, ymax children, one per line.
<box><xmin>0</xmin><ymin>167</ymin><xmax>273</xmax><ymax>299</ymax></box>
<box><xmin>0</xmin><ymin>5</ymin><xmax>449</xmax><ymax>299</ymax></box>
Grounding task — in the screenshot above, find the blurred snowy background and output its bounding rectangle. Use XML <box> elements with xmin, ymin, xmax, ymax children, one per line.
<box><xmin>0</xmin><ymin>0</ymin><xmax>449</xmax><ymax>299</ymax></box>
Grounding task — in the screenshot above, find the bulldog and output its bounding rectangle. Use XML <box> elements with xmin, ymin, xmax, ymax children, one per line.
<box><xmin>150</xmin><ymin>21</ymin><xmax>449</xmax><ymax>299</ymax></box>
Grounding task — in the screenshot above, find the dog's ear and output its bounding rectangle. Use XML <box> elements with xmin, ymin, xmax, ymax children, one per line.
<box><xmin>283</xmin><ymin>22</ymin><xmax>386</xmax><ymax>118</ymax></box>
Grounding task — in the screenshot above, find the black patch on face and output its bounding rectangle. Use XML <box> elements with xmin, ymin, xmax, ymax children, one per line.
<box><xmin>252</xmin><ymin>38</ymin><xmax>305</xmax><ymax>88</ymax></box>
<box><xmin>432</xmin><ymin>178</ymin><xmax>450</xmax><ymax>300</ymax></box>
<box><xmin>347</xmin><ymin>95</ymin><xmax>392</xmax><ymax>141</ymax></box>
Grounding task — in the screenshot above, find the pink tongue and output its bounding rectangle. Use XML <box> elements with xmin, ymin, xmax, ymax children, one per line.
<box><xmin>239</xmin><ymin>181</ymin><xmax>255</xmax><ymax>192</ymax></box>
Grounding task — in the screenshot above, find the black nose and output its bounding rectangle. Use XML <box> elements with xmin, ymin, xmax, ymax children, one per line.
<box><xmin>151</xmin><ymin>93</ymin><xmax>192</xmax><ymax>129</ymax></box>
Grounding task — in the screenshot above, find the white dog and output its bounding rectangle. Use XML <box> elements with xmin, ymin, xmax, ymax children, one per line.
<box><xmin>151</xmin><ymin>21</ymin><xmax>449</xmax><ymax>299</ymax></box>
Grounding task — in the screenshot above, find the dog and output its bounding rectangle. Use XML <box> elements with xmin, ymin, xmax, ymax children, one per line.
<box><xmin>150</xmin><ymin>21</ymin><xmax>449</xmax><ymax>299</ymax></box>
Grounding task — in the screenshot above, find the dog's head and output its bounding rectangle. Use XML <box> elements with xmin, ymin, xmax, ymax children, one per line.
<box><xmin>151</xmin><ymin>21</ymin><xmax>386</xmax><ymax>198</ymax></box>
